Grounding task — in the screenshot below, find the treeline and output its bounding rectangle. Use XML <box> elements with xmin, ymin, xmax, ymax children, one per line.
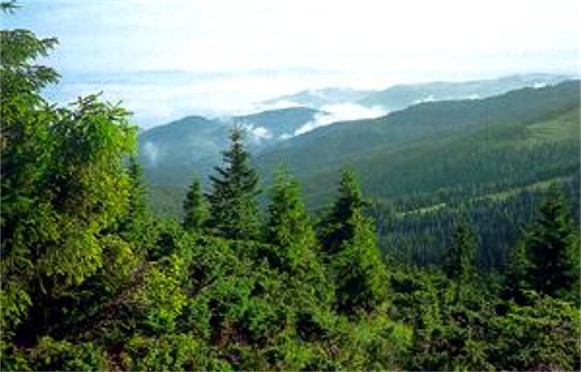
<box><xmin>2</xmin><ymin>5</ymin><xmax>580</xmax><ymax>370</ymax></box>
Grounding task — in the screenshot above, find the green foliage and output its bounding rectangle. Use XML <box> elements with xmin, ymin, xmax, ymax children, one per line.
<box><xmin>117</xmin><ymin>157</ymin><xmax>156</xmax><ymax>254</ymax></box>
<box><xmin>320</xmin><ymin>170</ymin><xmax>388</xmax><ymax>314</ymax></box>
<box><xmin>182</xmin><ymin>176</ymin><xmax>209</xmax><ymax>232</ymax></box>
<box><xmin>124</xmin><ymin>334</ymin><xmax>217</xmax><ymax>371</ymax></box>
<box><xmin>523</xmin><ymin>192</ymin><xmax>579</xmax><ymax>302</ymax></box>
<box><xmin>488</xmin><ymin>292</ymin><xmax>581</xmax><ymax>371</ymax></box>
<box><xmin>443</xmin><ymin>221</ymin><xmax>477</xmax><ymax>302</ymax></box>
<box><xmin>263</xmin><ymin>169</ymin><xmax>318</xmax><ymax>271</ymax></box>
<box><xmin>504</xmin><ymin>240</ymin><xmax>533</xmax><ymax>304</ymax></box>
<box><xmin>444</xmin><ymin>222</ymin><xmax>476</xmax><ymax>282</ymax></box>
<box><xmin>206</xmin><ymin>125</ymin><xmax>261</xmax><ymax>240</ymax></box>
<box><xmin>1</xmin><ymin>10</ymin><xmax>137</xmax><ymax>349</ymax></box>
<box><xmin>133</xmin><ymin>255</ymin><xmax>187</xmax><ymax>334</ymax></box>
<box><xmin>320</xmin><ymin>169</ymin><xmax>366</xmax><ymax>255</ymax></box>
<box><xmin>28</xmin><ymin>337</ymin><xmax>107</xmax><ymax>372</ymax></box>
<box><xmin>332</xmin><ymin>210</ymin><xmax>388</xmax><ymax>314</ymax></box>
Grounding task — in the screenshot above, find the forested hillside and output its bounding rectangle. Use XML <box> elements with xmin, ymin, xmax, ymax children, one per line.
<box><xmin>256</xmin><ymin>82</ymin><xmax>580</xmax><ymax>269</ymax></box>
<box><xmin>1</xmin><ymin>5</ymin><xmax>580</xmax><ymax>371</ymax></box>
<box><xmin>138</xmin><ymin>107</ymin><xmax>322</xmax><ymax>187</ymax></box>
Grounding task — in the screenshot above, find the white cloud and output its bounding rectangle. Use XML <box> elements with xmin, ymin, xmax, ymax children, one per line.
<box><xmin>9</xmin><ymin>0</ymin><xmax>581</xmax><ymax>127</ymax></box>
<box><xmin>11</xmin><ymin>0</ymin><xmax>579</xmax><ymax>75</ymax></box>
<box><xmin>142</xmin><ymin>141</ymin><xmax>159</xmax><ymax>165</ymax></box>
<box><xmin>294</xmin><ymin>103</ymin><xmax>387</xmax><ymax>136</ymax></box>
<box><xmin>241</xmin><ymin>124</ymin><xmax>273</xmax><ymax>143</ymax></box>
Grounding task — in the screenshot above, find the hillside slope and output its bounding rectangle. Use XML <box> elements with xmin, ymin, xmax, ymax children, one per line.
<box><xmin>257</xmin><ymin>80</ymin><xmax>580</xmax><ymax>207</ymax></box>
<box><xmin>139</xmin><ymin>107</ymin><xmax>321</xmax><ymax>186</ymax></box>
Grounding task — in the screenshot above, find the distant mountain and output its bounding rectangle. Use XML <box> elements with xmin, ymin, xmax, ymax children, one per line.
<box><xmin>143</xmin><ymin>80</ymin><xmax>580</xmax><ymax>267</ymax></box>
<box><xmin>138</xmin><ymin>116</ymin><xmax>229</xmax><ymax>186</ymax></box>
<box><xmin>262</xmin><ymin>87</ymin><xmax>376</xmax><ymax>109</ymax></box>
<box><xmin>138</xmin><ymin>107</ymin><xmax>322</xmax><ymax>186</ymax></box>
<box><xmin>256</xmin><ymin>80</ymin><xmax>580</xmax><ymax>207</ymax></box>
<box><xmin>232</xmin><ymin>107</ymin><xmax>323</xmax><ymax>140</ymax></box>
<box><xmin>358</xmin><ymin>73</ymin><xmax>571</xmax><ymax>111</ymax></box>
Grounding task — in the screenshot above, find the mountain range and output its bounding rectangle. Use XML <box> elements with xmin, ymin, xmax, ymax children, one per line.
<box><xmin>357</xmin><ymin>73</ymin><xmax>570</xmax><ymax>110</ymax></box>
<box><xmin>138</xmin><ymin>107</ymin><xmax>323</xmax><ymax>186</ymax></box>
<box><xmin>256</xmin><ymin>80</ymin><xmax>579</xmax><ymax>208</ymax></box>
<box><xmin>138</xmin><ymin>73</ymin><xmax>575</xmax><ymax>192</ymax></box>
<box><xmin>138</xmin><ymin>74</ymin><xmax>579</xmax><ymax>264</ymax></box>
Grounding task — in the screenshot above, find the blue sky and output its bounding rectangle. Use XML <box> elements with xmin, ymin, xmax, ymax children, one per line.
<box><xmin>5</xmin><ymin>0</ymin><xmax>580</xmax><ymax>127</ymax></box>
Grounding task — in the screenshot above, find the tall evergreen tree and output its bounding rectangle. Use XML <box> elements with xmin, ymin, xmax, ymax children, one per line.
<box><xmin>321</xmin><ymin>169</ymin><xmax>388</xmax><ymax>314</ymax></box>
<box><xmin>503</xmin><ymin>241</ymin><xmax>533</xmax><ymax>304</ymax></box>
<box><xmin>523</xmin><ymin>192</ymin><xmax>579</xmax><ymax>302</ymax></box>
<box><xmin>443</xmin><ymin>221</ymin><xmax>477</xmax><ymax>301</ymax></box>
<box><xmin>206</xmin><ymin>125</ymin><xmax>261</xmax><ymax>240</ymax></box>
<box><xmin>332</xmin><ymin>209</ymin><xmax>388</xmax><ymax>314</ymax></box>
<box><xmin>263</xmin><ymin>169</ymin><xmax>333</xmax><ymax>306</ymax></box>
<box><xmin>182</xmin><ymin>177</ymin><xmax>209</xmax><ymax>233</ymax></box>
<box><xmin>118</xmin><ymin>156</ymin><xmax>155</xmax><ymax>252</ymax></box>
<box><xmin>444</xmin><ymin>222</ymin><xmax>476</xmax><ymax>283</ymax></box>
<box><xmin>320</xmin><ymin>169</ymin><xmax>367</xmax><ymax>255</ymax></box>
<box><xmin>264</xmin><ymin>168</ymin><xmax>318</xmax><ymax>272</ymax></box>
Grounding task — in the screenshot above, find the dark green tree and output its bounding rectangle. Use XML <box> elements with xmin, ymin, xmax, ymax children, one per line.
<box><xmin>206</xmin><ymin>125</ymin><xmax>261</xmax><ymax>240</ymax></box>
<box><xmin>503</xmin><ymin>241</ymin><xmax>533</xmax><ymax>304</ymax></box>
<box><xmin>443</xmin><ymin>221</ymin><xmax>477</xmax><ymax>301</ymax></box>
<box><xmin>182</xmin><ymin>177</ymin><xmax>209</xmax><ymax>233</ymax></box>
<box><xmin>321</xmin><ymin>170</ymin><xmax>388</xmax><ymax>314</ymax></box>
<box><xmin>523</xmin><ymin>192</ymin><xmax>579</xmax><ymax>302</ymax></box>
<box><xmin>263</xmin><ymin>168</ymin><xmax>318</xmax><ymax>272</ymax></box>
<box><xmin>332</xmin><ymin>209</ymin><xmax>388</xmax><ymax>314</ymax></box>
<box><xmin>320</xmin><ymin>169</ymin><xmax>367</xmax><ymax>256</ymax></box>
<box><xmin>117</xmin><ymin>156</ymin><xmax>156</xmax><ymax>253</ymax></box>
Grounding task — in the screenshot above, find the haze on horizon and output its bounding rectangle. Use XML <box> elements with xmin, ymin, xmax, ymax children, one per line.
<box><xmin>5</xmin><ymin>0</ymin><xmax>580</xmax><ymax>127</ymax></box>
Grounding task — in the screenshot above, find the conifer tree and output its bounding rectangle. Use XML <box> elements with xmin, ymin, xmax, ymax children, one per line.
<box><xmin>264</xmin><ymin>168</ymin><xmax>318</xmax><ymax>272</ymax></box>
<box><xmin>118</xmin><ymin>156</ymin><xmax>155</xmax><ymax>251</ymax></box>
<box><xmin>503</xmin><ymin>241</ymin><xmax>533</xmax><ymax>304</ymax></box>
<box><xmin>206</xmin><ymin>125</ymin><xmax>261</xmax><ymax>240</ymax></box>
<box><xmin>444</xmin><ymin>222</ymin><xmax>476</xmax><ymax>283</ymax></box>
<box><xmin>1</xmin><ymin>4</ymin><xmax>137</xmax><ymax>343</ymax></box>
<box><xmin>332</xmin><ymin>209</ymin><xmax>388</xmax><ymax>314</ymax></box>
<box><xmin>523</xmin><ymin>192</ymin><xmax>579</xmax><ymax>301</ymax></box>
<box><xmin>320</xmin><ymin>169</ymin><xmax>367</xmax><ymax>255</ymax></box>
<box><xmin>182</xmin><ymin>177</ymin><xmax>209</xmax><ymax>233</ymax></box>
<box><xmin>321</xmin><ymin>169</ymin><xmax>388</xmax><ymax>314</ymax></box>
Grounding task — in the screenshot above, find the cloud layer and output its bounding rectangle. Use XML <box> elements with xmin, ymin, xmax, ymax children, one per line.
<box><xmin>9</xmin><ymin>0</ymin><xmax>580</xmax><ymax>128</ymax></box>
<box><xmin>294</xmin><ymin>104</ymin><xmax>387</xmax><ymax>136</ymax></box>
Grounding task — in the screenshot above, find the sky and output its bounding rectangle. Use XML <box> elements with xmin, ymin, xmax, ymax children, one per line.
<box><xmin>4</xmin><ymin>0</ymin><xmax>580</xmax><ymax>128</ymax></box>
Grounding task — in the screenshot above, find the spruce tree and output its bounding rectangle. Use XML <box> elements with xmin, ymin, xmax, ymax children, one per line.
<box><xmin>503</xmin><ymin>241</ymin><xmax>533</xmax><ymax>304</ymax></box>
<box><xmin>320</xmin><ymin>169</ymin><xmax>367</xmax><ymax>255</ymax></box>
<box><xmin>264</xmin><ymin>168</ymin><xmax>318</xmax><ymax>272</ymax></box>
<box><xmin>182</xmin><ymin>177</ymin><xmax>209</xmax><ymax>233</ymax></box>
<box><xmin>118</xmin><ymin>156</ymin><xmax>155</xmax><ymax>251</ymax></box>
<box><xmin>332</xmin><ymin>209</ymin><xmax>388</xmax><ymax>314</ymax></box>
<box><xmin>523</xmin><ymin>192</ymin><xmax>579</xmax><ymax>301</ymax></box>
<box><xmin>206</xmin><ymin>125</ymin><xmax>260</xmax><ymax>240</ymax></box>
<box><xmin>1</xmin><ymin>5</ymin><xmax>137</xmax><ymax>343</ymax></box>
<box><xmin>321</xmin><ymin>169</ymin><xmax>388</xmax><ymax>314</ymax></box>
<box><xmin>263</xmin><ymin>169</ymin><xmax>333</xmax><ymax>305</ymax></box>
<box><xmin>444</xmin><ymin>222</ymin><xmax>476</xmax><ymax>283</ymax></box>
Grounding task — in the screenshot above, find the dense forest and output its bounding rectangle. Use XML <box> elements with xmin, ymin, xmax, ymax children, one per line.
<box><xmin>1</xmin><ymin>4</ymin><xmax>580</xmax><ymax>371</ymax></box>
